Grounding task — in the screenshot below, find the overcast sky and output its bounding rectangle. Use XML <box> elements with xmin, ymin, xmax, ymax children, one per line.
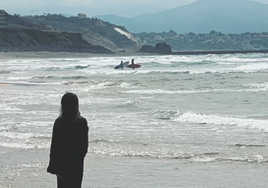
<box><xmin>2</xmin><ymin>0</ymin><xmax>268</xmax><ymax>17</ymax></box>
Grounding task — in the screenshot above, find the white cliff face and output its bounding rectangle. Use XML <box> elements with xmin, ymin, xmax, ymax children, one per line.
<box><xmin>114</xmin><ymin>27</ymin><xmax>138</xmax><ymax>43</ymax></box>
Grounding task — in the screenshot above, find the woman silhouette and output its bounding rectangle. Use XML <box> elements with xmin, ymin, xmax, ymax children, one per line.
<box><xmin>47</xmin><ymin>92</ymin><xmax>88</xmax><ymax>188</ymax></box>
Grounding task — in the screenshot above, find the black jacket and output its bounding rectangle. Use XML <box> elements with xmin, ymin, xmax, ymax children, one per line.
<box><xmin>47</xmin><ymin>115</ymin><xmax>88</xmax><ymax>176</ymax></box>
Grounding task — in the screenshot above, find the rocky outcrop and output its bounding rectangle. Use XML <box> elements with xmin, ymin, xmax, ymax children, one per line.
<box><xmin>137</xmin><ymin>42</ymin><xmax>172</xmax><ymax>54</ymax></box>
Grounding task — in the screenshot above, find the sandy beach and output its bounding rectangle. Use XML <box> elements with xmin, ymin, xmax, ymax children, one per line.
<box><xmin>0</xmin><ymin>83</ymin><xmax>10</xmax><ymax>87</ymax></box>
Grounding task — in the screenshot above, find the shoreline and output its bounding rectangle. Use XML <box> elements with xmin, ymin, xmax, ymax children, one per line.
<box><xmin>172</xmin><ymin>49</ymin><xmax>268</xmax><ymax>55</ymax></box>
<box><xmin>0</xmin><ymin>51</ymin><xmax>160</xmax><ymax>59</ymax></box>
<box><xmin>1</xmin><ymin>49</ymin><xmax>268</xmax><ymax>59</ymax></box>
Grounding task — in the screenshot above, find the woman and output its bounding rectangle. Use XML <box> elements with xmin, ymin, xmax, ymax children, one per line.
<box><xmin>47</xmin><ymin>92</ymin><xmax>88</xmax><ymax>188</ymax></box>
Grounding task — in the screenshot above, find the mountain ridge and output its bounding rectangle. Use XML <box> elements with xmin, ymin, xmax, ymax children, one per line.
<box><xmin>95</xmin><ymin>0</ymin><xmax>268</xmax><ymax>33</ymax></box>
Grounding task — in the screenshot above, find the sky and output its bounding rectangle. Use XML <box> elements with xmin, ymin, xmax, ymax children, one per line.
<box><xmin>2</xmin><ymin>0</ymin><xmax>268</xmax><ymax>18</ymax></box>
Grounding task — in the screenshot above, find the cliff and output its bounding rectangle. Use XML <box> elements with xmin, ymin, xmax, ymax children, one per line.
<box><xmin>1</xmin><ymin>11</ymin><xmax>140</xmax><ymax>53</ymax></box>
<box><xmin>0</xmin><ymin>28</ymin><xmax>112</xmax><ymax>53</ymax></box>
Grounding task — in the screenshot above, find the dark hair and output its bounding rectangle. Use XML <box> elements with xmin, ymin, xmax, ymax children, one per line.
<box><xmin>60</xmin><ymin>92</ymin><xmax>79</xmax><ymax>119</ymax></box>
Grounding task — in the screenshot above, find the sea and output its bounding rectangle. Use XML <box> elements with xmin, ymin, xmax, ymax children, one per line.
<box><xmin>0</xmin><ymin>53</ymin><xmax>268</xmax><ymax>188</ymax></box>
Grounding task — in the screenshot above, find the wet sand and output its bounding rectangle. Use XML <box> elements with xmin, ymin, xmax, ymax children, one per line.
<box><xmin>1</xmin><ymin>150</ymin><xmax>268</xmax><ymax>188</ymax></box>
<box><xmin>0</xmin><ymin>83</ymin><xmax>11</xmax><ymax>87</ymax></box>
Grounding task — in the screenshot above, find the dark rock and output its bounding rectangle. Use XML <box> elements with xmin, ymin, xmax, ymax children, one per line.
<box><xmin>138</xmin><ymin>42</ymin><xmax>172</xmax><ymax>54</ymax></box>
<box><xmin>154</xmin><ymin>42</ymin><xmax>172</xmax><ymax>54</ymax></box>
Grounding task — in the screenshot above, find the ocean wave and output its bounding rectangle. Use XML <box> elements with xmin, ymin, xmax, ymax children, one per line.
<box><xmin>75</xmin><ymin>65</ymin><xmax>90</xmax><ymax>69</ymax></box>
<box><xmin>146</xmin><ymin>60</ymin><xmax>217</xmax><ymax>68</ymax></box>
<box><xmin>1</xmin><ymin>136</ymin><xmax>267</xmax><ymax>164</ymax></box>
<box><xmin>109</xmin><ymin>69</ymin><xmax>268</xmax><ymax>75</ymax></box>
<box><xmin>94</xmin><ymin>81</ymin><xmax>136</xmax><ymax>88</ymax></box>
<box><xmin>232</xmin><ymin>144</ymin><xmax>266</xmax><ymax>148</ymax></box>
<box><xmin>123</xmin><ymin>89</ymin><xmax>211</xmax><ymax>94</ymax></box>
<box><xmin>123</xmin><ymin>85</ymin><xmax>268</xmax><ymax>94</ymax></box>
<box><xmin>0</xmin><ymin>131</ymin><xmax>50</xmax><ymax>139</ymax></box>
<box><xmin>170</xmin><ymin>60</ymin><xmax>217</xmax><ymax>67</ymax></box>
<box><xmin>32</xmin><ymin>75</ymin><xmax>88</xmax><ymax>80</ymax></box>
<box><xmin>5</xmin><ymin>76</ymin><xmax>33</xmax><ymax>81</ymax></box>
<box><xmin>0</xmin><ymin>141</ymin><xmax>49</xmax><ymax>149</ymax></box>
<box><xmin>128</xmin><ymin>70</ymin><xmax>190</xmax><ymax>75</ymax></box>
<box><xmin>0</xmin><ymin>130</ymin><xmax>51</xmax><ymax>149</ymax></box>
<box><xmin>234</xmin><ymin>63</ymin><xmax>268</xmax><ymax>72</ymax></box>
<box><xmin>88</xmin><ymin>145</ymin><xmax>268</xmax><ymax>163</ymax></box>
<box><xmin>243</xmin><ymin>82</ymin><xmax>268</xmax><ymax>92</ymax></box>
<box><xmin>0</xmin><ymin>103</ymin><xmax>22</xmax><ymax>111</ymax></box>
<box><xmin>191</xmin><ymin>155</ymin><xmax>268</xmax><ymax>163</ymax></box>
<box><xmin>50</xmin><ymin>58</ymin><xmax>80</xmax><ymax>63</ymax></box>
<box><xmin>6</xmin><ymin>66</ymin><xmax>267</xmax><ymax>76</ymax></box>
<box><xmin>0</xmin><ymin>70</ymin><xmax>11</xmax><ymax>74</ymax></box>
<box><xmin>115</xmin><ymin>99</ymin><xmax>143</xmax><ymax>108</ymax></box>
<box><xmin>173</xmin><ymin>112</ymin><xmax>268</xmax><ymax>132</ymax></box>
<box><xmin>2</xmin><ymin>64</ymin><xmax>90</xmax><ymax>72</ymax></box>
<box><xmin>97</xmin><ymin>81</ymin><xmax>117</xmax><ymax>87</ymax></box>
<box><xmin>151</xmin><ymin>110</ymin><xmax>180</xmax><ymax>120</ymax></box>
<box><xmin>90</xmin><ymin>139</ymin><xmax>148</xmax><ymax>146</ymax></box>
<box><xmin>123</xmin><ymin>88</ymin><xmax>229</xmax><ymax>94</ymax></box>
<box><xmin>46</xmin><ymin>65</ymin><xmax>90</xmax><ymax>71</ymax></box>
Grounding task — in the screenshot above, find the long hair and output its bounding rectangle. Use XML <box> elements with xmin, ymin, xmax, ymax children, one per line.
<box><xmin>60</xmin><ymin>92</ymin><xmax>80</xmax><ymax>120</ymax></box>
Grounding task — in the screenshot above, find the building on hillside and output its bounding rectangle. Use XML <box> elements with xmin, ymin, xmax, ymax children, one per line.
<box><xmin>78</xmin><ymin>13</ymin><xmax>86</xmax><ymax>18</ymax></box>
<box><xmin>0</xmin><ymin>9</ymin><xmax>6</xmax><ymax>26</ymax></box>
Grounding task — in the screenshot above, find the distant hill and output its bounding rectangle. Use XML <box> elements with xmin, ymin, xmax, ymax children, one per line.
<box><xmin>0</xmin><ymin>11</ymin><xmax>140</xmax><ymax>53</ymax></box>
<box><xmin>0</xmin><ymin>27</ymin><xmax>113</xmax><ymax>53</ymax></box>
<box><xmin>95</xmin><ymin>0</ymin><xmax>268</xmax><ymax>34</ymax></box>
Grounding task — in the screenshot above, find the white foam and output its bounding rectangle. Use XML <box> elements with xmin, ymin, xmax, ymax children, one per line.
<box><xmin>5</xmin><ymin>76</ymin><xmax>33</xmax><ymax>81</ymax></box>
<box><xmin>173</xmin><ymin>112</ymin><xmax>268</xmax><ymax>132</ymax></box>
<box><xmin>124</xmin><ymin>86</ymin><xmax>268</xmax><ymax>94</ymax></box>
<box><xmin>0</xmin><ymin>103</ymin><xmax>22</xmax><ymax>111</ymax></box>
<box><xmin>123</xmin><ymin>89</ymin><xmax>217</xmax><ymax>94</ymax></box>
<box><xmin>0</xmin><ymin>131</ymin><xmax>49</xmax><ymax>139</ymax></box>
<box><xmin>234</xmin><ymin>63</ymin><xmax>268</xmax><ymax>72</ymax></box>
<box><xmin>0</xmin><ymin>141</ymin><xmax>49</xmax><ymax>149</ymax></box>
<box><xmin>244</xmin><ymin>82</ymin><xmax>268</xmax><ymax>89</ymax></box>
<box><xmin>118</xmin><ymin>82</ymin><xmax>132</xmax><ymax>88</ymax></box>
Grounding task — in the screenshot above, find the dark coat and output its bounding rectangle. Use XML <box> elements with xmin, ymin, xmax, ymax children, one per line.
<box><xmin>47</xmin><ymin>115</ymin><xmax>88</xmax><ymax>187</ymax></box>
